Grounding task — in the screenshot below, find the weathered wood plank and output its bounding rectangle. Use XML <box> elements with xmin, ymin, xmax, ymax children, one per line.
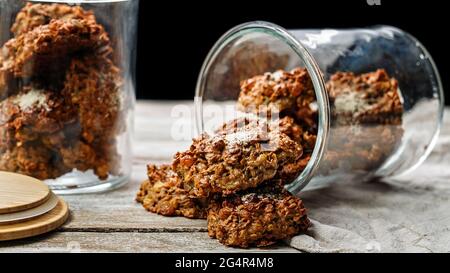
<box><xmin>61</xmin><ymin>165</ymin><xmax>208</xmax><ymax>232</ymax></box>
<box><xmin>2</xmin><ymin>101</ymin><xmax>448</xmax><ymax>252</ymax></box>
<box><xmin>0</xmin><ymin>232</ymin><xmax>299</xmax><ymax>253</ymax></box>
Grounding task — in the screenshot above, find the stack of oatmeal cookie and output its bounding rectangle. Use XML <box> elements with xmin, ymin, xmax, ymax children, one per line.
<box><xmin>137</xmin><ymin>66</ymin><xmax>404</xmax><ymax>248</ymax></box>
<box><xmin>0</xmin><ymin>3</ymin><xmax>124</xmax><ymax>180</ymax></box>
<box><xmin>138</xmin><ymin>68</ymin><xmax>316</xmax><ymax>248</ymax></box>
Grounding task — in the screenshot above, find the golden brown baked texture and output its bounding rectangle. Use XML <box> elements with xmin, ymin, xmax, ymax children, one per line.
<box><xmin>217</xmin><ymin>116</ymin><xmax>316</xmax><ymax>156</ymax></box>
<box><xmin>215</xmin><ymin>116</ymin><xmax>314</xmax><ymax>174</ymax></box>
<box><xmin>0</xmin><ymin>18</ymin><xmax>111</xmax><ymax>98</ymax></box>
<box><xmin>324</xmin><ymin>69</ymin><xmax>404</xmax><ymax>172</ymax></box>
<box><xmin>61</xmin><ymin>55</ymin><xmax>123</xmax><ymax>179</ymax></box>
<box><xmin>0</xmin><ymin>3</ymin><xmax>123</xmax><ymax>180</ymax></box>
<box><xmin>136</xmin><ymin>164</ymin><xmax>207</xmax><ymax>219</ymax></box>
<box><xmin>173</xmin><ymin>128</ymin><xmax>304</xmax><ymax>198</ymax></box>
<box><xmin>207</xmin><ymin>181</ymin><xmax>310</xmax><ymax>248</ymax></box>
<box><xmin>326</xmin><ymin>69</ymin><xmax>403</xmax><ymax>125</ymax></box>
<box><xmin>11</xmin><ymin>2</ymin><xmax>96</xmax><ymax>36</ymax></box>
<box><xmin>63</xmin><ymin>55</ymin><xmax>122</xmax><ymax>140</ymax></box>
<box><xmin>0</xmin><ymin>72</ymin><xmax>121</xmax><ymax>180</ymax></box>
<box><xmin>237</xmin><ymin>67</ymin><xmax>317</xmax><ymax>129</ymax></box>
<box><xmin>0</xmin><ymin>143</ymin><xmax>66</xmax><ymax>180</ymax></box>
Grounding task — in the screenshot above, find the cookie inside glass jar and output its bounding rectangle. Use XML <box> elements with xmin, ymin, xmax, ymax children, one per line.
<box><xmin>0</xmin><ymin>1</ymin><xmax>136</xmax><ymax>192</ymax></box>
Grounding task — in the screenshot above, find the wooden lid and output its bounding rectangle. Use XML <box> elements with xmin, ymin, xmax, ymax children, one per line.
<box><xmin>0</xmin><ymin>197</ymin><xmax>69</xmax><ymax>241</ymax></box>
<box><xmin>0</xmin><ymin>171</ymin><xmax>51</xmax><ymax>214</ymax></box>
<box><xmin>0</xmin><ymin>193</ymin><xmax>59</xmax><ymax>224</ymax></box>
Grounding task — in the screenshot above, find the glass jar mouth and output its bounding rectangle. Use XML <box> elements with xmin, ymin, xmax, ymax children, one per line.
<box><xmin>194</xmin><ymin>21</ymin><xmax>330</xmax><ymax>193</ymax></box>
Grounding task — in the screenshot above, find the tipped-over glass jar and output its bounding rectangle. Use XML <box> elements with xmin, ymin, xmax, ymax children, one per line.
<box><xmin>195</xmin><ymin>22</ymin><xmax>444</xmax><ymax>193</ymax></box>
<box><xmin>0</xmin><ymin>0</ymin><xmax>139</xmax><ymax>194</ymax></box>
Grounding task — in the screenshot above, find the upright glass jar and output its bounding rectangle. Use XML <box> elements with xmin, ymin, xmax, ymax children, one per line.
<box><xmin>195</xmin><ymin>22</ymin><xmax>444</xmax><ymax>193</ymax></box>
<box><xmin>0</xmin><ymin>0</ymin><xmax>139</xmax><ymax>194</ymax></box>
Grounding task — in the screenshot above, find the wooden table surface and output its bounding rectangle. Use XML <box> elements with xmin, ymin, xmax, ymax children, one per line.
<box><xmin>0</xmin><ymin>101</ymin><xmax>299</xmax><ymax>253</ymax></box>
<box><xmin>0</xmin><ymin>101</ymin><xmax>448</xmax><ymax>253</ymax></box>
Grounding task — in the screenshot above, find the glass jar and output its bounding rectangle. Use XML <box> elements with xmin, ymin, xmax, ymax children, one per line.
<box><xmin>195</xmin><ymin>21</ymin><xmax>444</xmax><ymax>193</ymax></box>
<box><xmin>0</xmin><ymin>0</ymin><xmax>139</xmax><ymax>194</ymax></box>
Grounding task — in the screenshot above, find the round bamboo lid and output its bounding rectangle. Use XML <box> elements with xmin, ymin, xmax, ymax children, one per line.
<box><xmin>0</xmin><ymin>172</ymin><xmax>51</xmax><ymax>214</ymax></box>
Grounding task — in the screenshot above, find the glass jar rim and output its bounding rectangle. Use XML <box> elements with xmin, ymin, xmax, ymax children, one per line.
<box><xmin>194</xmin><ymin>21</ymin><xmax>331</xmax><ymax>193</ymax></box>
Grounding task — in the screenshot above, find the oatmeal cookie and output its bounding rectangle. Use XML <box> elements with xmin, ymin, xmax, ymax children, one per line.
<box><xmin>0</xmin><ymin>87</ymin><xmax>78</xmax><ymax>148</ymax></box>
<box><xmin>62</xmin><ymin>54</ymin><xmax>123</xmax><ymax>143</ymax></box>
<box><xmin>0</xmin><ymin>143</ymin><xmax>66</xmax><ymax>180</ymax></box>
<box><xmin>57</xmin><ymin>140</ymin><xmax>114</xmax><ymax>180</ymax></box>
<box><xmin>0</xmin><ymin>3</ymin><xmax>123</xmax><ymax>180</ymax></box>
<box><xmin>173</xmin><ymin>128</ymin><xmax>304</xmax><ymax>198</ymax></box>
<box><xmin>323</xmin><ymin>69</ymin><xmax>404</xmax><ymax>172</ymax></box>
<box><xmin>0</xmin><ymin>18</ymin><xmax>111</xmax><ymax>97</ymax></box>
<box><xmin>59</xmin><ymin>55</ymin><xmax>123</xmax><ymax>178</ymax></box>
<box><xmin>207</xmin><ymin>181</ymin><xmax>310</xmax><ymax>248</ymax></box>
<box><xmin>0</xmin><ymin>85</ymin><xmax>119</xmax><ymax>179</ymax></box>
<box><xmin>326</xmin><ymin>69</ymin><xmax>403</xmax><ymax>125</ymax></box>
<box><xmin>0</xmin><ymin>54</ymin><xmax>123</xmax><ymax>179</ymax></box>
<box><xmin>237</xmin><ymin>67</ymin><xmax>317</xmax><ymax>129</ymax></box>
<box><xmin>11</xmin><ymin>2</ymin><xmax>96</xmax><ymax>37</ymax></box>
<box><xmin>136</xmin><ymin>164</ymin><xmax>207</xmax><ymax>219</ymax></box>
<box><xmin>216</xmin><ymin>116</ymin><xmax>315</xmax><ymax>173</ymax></box>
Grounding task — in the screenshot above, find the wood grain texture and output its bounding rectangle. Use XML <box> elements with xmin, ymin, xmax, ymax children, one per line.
<box><xmin>0</xmin><ymin>232</ymin><xmax>298</xmax><ymax>253</ymax></box>
<box><xmin>0</xmin><ymin>193</ymin><xmax>58</xmax><ymax>224</ymax></box>
<box><xmin>0</xmin><ymin>198</ymin><xmax>68</xmax><ymax>241</ymax></box>
<box><xmin>0</xmin><ymin>101</ymin><xmax>448</xmax><ymax>252</ymax></box>
<box><xmin>0</xmin><ymin>172</ymin><xmax>50</xmax><ymax>214</ymax></box>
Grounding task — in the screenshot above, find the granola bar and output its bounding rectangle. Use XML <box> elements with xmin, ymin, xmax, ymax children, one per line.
<box><xmin>207</xmin><ymin>181</ymin><xmax>310</xmax><ymax>248</ymax></box>
<box><xmin>173</xmin><ymin>129</ymin><xmax>304</xmax><ymax>198</ymax></box>
<box><xmin>137</xmin><ymin>164</ymin><xmax>207</xmax><ymax>219</ymax></box>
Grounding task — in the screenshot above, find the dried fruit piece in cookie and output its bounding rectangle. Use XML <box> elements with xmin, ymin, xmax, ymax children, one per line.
<box><xmin>207</xmin><ymin>181</ymin><xmax>310</xmax><ymax>248</ymax></box>
<box><xmin>173</xmin><ymin>128</ymin><xmax>303</xmax><ymax>198</ymax></box>
<box><xmin>136</xmin><ymin>164</ymin><xmax>207</xmax><ymax>219</ymax></box>
<box><xmin>11</xmin><ymin>2</ymin><xmax>96</xmax><ymax>36</ymax></box>
<box><xmin>0</xmin><ymin>18</ymin><xmax>111</xmax><ymax>97</ymax></box>
<box><xmin>326</xmin><ymin>69</ymin><xmax>403</xmax><ymax>125</ymax></box>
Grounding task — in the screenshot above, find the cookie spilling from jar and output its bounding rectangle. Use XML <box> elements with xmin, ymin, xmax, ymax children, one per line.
<box><xmin>0</xmin><ymin>3</ymin><xmax>124</xmax><ymax>180</ymax></box>
<box><xmin>137</xmin><ymin>67</ymin><xmax>404</xmax><ymax>248</ymax></box>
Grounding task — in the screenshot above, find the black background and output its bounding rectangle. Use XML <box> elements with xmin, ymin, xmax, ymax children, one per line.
<box><xmin>136</xmin><ymin>0</ymin><xmax>449</xmax><ymax>104</ymax></box>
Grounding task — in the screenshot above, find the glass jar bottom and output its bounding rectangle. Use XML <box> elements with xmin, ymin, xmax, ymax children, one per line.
<box><xmin>45</xmin><ymin>170</ymin><xmax>129</xmax><ymax>195</ymax></box>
